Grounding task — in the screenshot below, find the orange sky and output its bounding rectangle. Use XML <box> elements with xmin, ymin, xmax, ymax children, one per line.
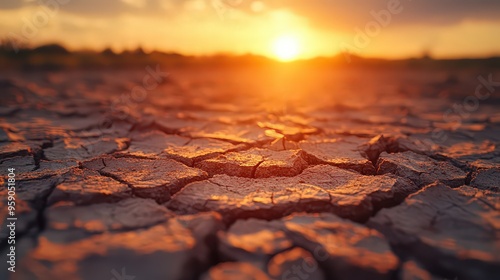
<box><xmin>1</xmin><ymin>0</ymin><xmax>500</xmax><ymax>60</ymax></box>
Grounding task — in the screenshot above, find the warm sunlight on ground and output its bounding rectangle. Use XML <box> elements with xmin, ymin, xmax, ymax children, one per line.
<box><xmin>272</xmin><ymin>34</ymin><xmax>301</xmax><ymax>62</ymax></box>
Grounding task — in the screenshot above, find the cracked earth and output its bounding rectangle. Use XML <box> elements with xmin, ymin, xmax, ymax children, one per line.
<box><xmin>0</xmin><ymin>67</ymin><xmax>499</xmax><ymax>280</ymax></box>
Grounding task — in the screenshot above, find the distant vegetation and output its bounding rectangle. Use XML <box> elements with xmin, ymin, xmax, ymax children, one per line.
<box><xmin>1</xmin><ymin>41</ymin><xmax>500</xmax><ymax>71</ymax></box>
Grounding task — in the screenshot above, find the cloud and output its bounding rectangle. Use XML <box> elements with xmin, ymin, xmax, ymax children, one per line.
<box><xmin>4</xmin><ymin>0</ymin><xmax>500</xmax><ymax>27</ymax></box>
<box><xmin>0</xmin><ymin>0</ymin><xmax>25</xmax><ymax>9</ymax></box>
<box><xmin>0</xmin><ymin>0</ymin><xmax>189</xmax><ymax>17</ymax></box>
<box><xmin>3</xmin><ymin>0</ymin><xmax>500</xmax><ymax>40</ymax></box>
<box><xmin>266</xmin><ymin>0</ymin><xmax>500</xmax><ymax>30</ymax></box>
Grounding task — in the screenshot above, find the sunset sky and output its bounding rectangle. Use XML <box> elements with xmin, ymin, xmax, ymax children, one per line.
<box><xmin>1</xmin><ymin>0</ymin><xmax>500</xmax><ymax>60</ymax></box>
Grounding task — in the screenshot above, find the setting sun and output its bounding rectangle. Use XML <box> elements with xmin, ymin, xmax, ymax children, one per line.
<box><xmin>272</xmin><ymin>35</ymin><xmax>301</xmax><ymax>61</ymax></box>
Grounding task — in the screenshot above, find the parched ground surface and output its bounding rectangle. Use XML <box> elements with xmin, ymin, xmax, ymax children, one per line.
<box><xmin>0</xmin><ymin>67</ymin><xmax>499</xmax><ymax>280</ymax></box>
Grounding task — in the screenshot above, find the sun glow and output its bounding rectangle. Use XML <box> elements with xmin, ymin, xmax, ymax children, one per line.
<box><xmin>272</xmin><ymin>34</ymin><xmax>301</xmax><ymax>61</ymax></box>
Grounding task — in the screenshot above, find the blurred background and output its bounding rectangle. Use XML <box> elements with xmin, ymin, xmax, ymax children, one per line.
<box><xmin>1</xmin><ymin>0</ymin><xmax>500</xmax><ymax>123</ymax></box>
<box><xmin>1</xmin><ymin>0</ymin><xmax>500</xmax><ymax>63</ymax></box>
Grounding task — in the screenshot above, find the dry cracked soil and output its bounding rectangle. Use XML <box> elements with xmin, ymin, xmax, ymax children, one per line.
<box><xmin>0</xmin><ymin>67</ymin><xmax>499</xmax><ymax>280</ymax></box>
